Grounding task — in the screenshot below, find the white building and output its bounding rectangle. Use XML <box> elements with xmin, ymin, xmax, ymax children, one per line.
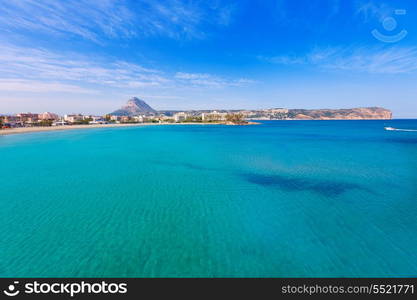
<box><xmin>269</xmin><ymin>108</ymin><xmax>289</xmax><ymax>114</ymax></box>
<box><xmin>39</xmin><ymin>112</ymin><xmax>60</xmax><ymax>121</ymax></box>
<box><xmin>110</xmin><ymin>115</ymin><xmax>121</xmax><ymax>122</ymax></box>
<box><xmin>91</xmin><ymin>116</ymin><xmax>105</xmax><ymax>122</ymax></box>
<box><xmin>173</xmin><ymin>112</ymin><xmax>189</xmax><ymax>122</ymax></box>
<box><xmin>64</xmin><ymin>114</ymin><xmax>84</xmax><ymax>123</ymax></box>
<box><xmin>52</xmin><ymin>120</ymin><xmax>69</xmax><ymax>126</ymax></box>
<box><xmin>89</xmin><ymin>117</ymin><xmax>107</xmax><ymax>124</ymax></box>
<box><xmin>132</xmin><ymin>116</ymin><xmax>145</xmax><ymax>123</ymax></box>
<box><xmin>201</xmin><ymin>111</ymin><xmax>227</xmax><ymax>122</ymax></box>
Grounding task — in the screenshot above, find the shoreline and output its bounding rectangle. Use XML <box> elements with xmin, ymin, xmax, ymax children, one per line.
<box><xmin>0</xmin><ymin>122</ymin><xmax>223</xmax><ymax>136</ymax></box>
<box><xmin>0</xmin><ymin>119</ymin><xmax>398</xmax><ymax>136</ymax></box>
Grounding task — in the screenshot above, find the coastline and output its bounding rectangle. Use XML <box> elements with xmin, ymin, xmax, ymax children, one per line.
<box><xmin>2</xmin><ymin>119</ymin><xmax>397</xmax><ymax>136</ymax></box>
<box><xmin>0</xmin><ymin>122</ymin><xmax>221</xmax><ymax>136</ymax></box>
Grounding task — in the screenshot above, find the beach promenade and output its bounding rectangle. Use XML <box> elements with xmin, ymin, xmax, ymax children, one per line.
<box><xmin>0</xmin><ymin>123</ymin><xmax>216</xmax><ymax>136</ymax></box>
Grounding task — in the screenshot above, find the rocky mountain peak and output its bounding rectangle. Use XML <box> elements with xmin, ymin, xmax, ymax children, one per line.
<box><xmin>110</xmin><ymin>97</ymin><xmax>156</xmax><ymax>116</ymax></box>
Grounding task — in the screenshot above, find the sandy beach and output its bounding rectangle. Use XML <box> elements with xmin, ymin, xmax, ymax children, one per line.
<box><xmin>0</xmin><ymin>123</ymin><xmax>218</xmax><ymax>136</ymax></box>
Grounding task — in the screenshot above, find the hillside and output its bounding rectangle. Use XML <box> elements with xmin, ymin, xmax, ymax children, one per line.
<box><xmin>287</xmin><ymin>107</ymin><xmax>392</xmax><ymax>120</ymax></box>
<box><xmin>111</xmin><ymin>97</ymin><xmax>156</xmax><ymax>116</ymax></box>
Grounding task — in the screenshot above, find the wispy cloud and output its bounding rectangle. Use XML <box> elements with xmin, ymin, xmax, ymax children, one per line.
<box><xmin>262</xmin><ymin>46</ymin><xmax>417</xmax><ymax>74</ymax></box>
<box><xmin>175</xmin><ymin>72</ymin><xmax>255</xmax><ymax>87</ymax></box>
<box><xmin>0</xmin><ymin>43</ymin><xmax>255</xmax><ymax>95</ymax></box>
<box><xmin>0</xmin><ymin>79</ymin><xmax>97</xmax><ymax>94</ymax></box>
<box><xmin>0</xmin><ymin>0</ymin><xmax>236</xmax><ymax>42</ymax></box>
<box><xmin>0</xmin><ymin>44</ymin><xmax>169</xmax><ymax>89</ymax></box>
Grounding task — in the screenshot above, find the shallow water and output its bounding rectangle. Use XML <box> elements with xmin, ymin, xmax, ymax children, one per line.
<box><xmin>1</xmin><ymin>120</ymin><xmax>416</xmax><ymax>277</ymax></box>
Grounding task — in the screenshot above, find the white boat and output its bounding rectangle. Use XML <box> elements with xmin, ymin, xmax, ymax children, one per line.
<box><xmin>384</xmin><ymin>127</ymin><xmax>417</xmax><ymax>132</ymax></box>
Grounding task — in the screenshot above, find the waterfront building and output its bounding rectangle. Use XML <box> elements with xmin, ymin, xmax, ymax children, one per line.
<box><xmin>90</xmin><ymin>116</ymin><xmax>104</xmax><ymax>122</ymax></box>
<box><xmin>17</xmin><ymin>113</ymin><xmax>39</xmax><ymax>123</ymax></box>
<box><xmin>173</xmin><ymin>112</ymin><xmax>188</xmax><ymax>122</ymax></box>
<box><xmin>39</xmin><ymin>112</ymin><xmax>60</xmax><ymax>121</ymax></box>
<box><xmin>52</xmin><ymin>120</ymin><xmax>69</xmax><ymax>126</ymax></box>
<box><xmin>2</xmin><ymin>115</ymin><xmax>19</xmax><ymax>124</ymax></box>
<box><xmin>120</xmin><ymin>116</ymin><xmax>131</xmax><ymax>123</ymax></box>
<box><xmin>132</xmin><ymin>115</ymin><xmax>146</xmax><ymax>123</ymax></box>
<box><xmin>110</xmin><ymin>115</ymin><xmax>121</xmax><ymax>122</ymax></box>
<box><xmin>201</xmin><ymin>111</ymin><xmax>227</xmax><ymax>122</ymax></box>
<box><xmin>64</xmin><ymin>114</ymin><xmax>84</xmax><ymax>123</ymax></box>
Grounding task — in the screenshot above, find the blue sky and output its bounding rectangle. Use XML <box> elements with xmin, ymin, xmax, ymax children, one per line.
<box><xmin>0</xmin><ymin>0</ymin><xmax>416</xmax><ymax>117</ymax></box>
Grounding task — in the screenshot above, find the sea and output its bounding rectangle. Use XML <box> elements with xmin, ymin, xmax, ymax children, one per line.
<box><xmin>1</xmin><ymin>120</ymin><xmax>416</xmax><ymax>277</ymax></box>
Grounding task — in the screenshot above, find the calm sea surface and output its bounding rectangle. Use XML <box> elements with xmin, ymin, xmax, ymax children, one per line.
<box><xmin>1</xmin><ymin>120</ymin><xmax>416</xmax><ymax>277</ymax></box>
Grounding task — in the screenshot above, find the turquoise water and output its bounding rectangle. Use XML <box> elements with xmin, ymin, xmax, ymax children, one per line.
<box><xmin>1</xmin><ymin>120</ymin><xmax>417</xmax><ymax>277</ymax></box>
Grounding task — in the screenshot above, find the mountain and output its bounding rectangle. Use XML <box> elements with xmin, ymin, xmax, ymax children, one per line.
<box><xmin>110</xmin><ymin>97</ymin><xmax>156</xmax><ymax>116</ymax></box>
<box><xmin>287</xmin><ymin>107</ymin><xmax>392</xmax><ymax>120</ymax></box>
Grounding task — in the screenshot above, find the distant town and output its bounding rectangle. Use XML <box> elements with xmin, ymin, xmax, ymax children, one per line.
<box><xmin>0</xmin><ymin>110</ymin><xmax>253</xmax><ymax>128</ymax></box>
<box><xmin>0</xmin><ymin>97</ymin><xmax>392</xmax><ymax>130</ymax></box>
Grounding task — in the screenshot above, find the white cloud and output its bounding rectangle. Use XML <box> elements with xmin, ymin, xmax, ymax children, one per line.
<box><xmin>262</xmin><ymin>46</ymin><xmax>417</xmax><ymax>74</ymax></box>
<box><xmin>0</xmin><ymin>43</ymin><xmax>256</xmax><ymax>95</ymax></box>
<box><xmin>318</xmin><ymin>47</ymin><xmax>417</xmax><ymax>74</ymax></box>
<box><xmin>0</xmin><ymin>0</ymin><xmax>236</xmax><ymax>42</ymax></box>
<box><xmin>0</xmin><ymin>79</ymin><xmax>97</xmax><ymax>94</ymax></box>
<box><xmin>175</xmin><ymin>72</ymin><xmax>255</xmax><ymax>87</ymax></box>
<box><xmin>259</xmin><ymin>55</ymin><xmax>307</xmax><ymax>65</ymax></box>
<box><xmin>0</xmin><ymin>44</ymin><xmax>170</xmax><ymax>89</ymax></box>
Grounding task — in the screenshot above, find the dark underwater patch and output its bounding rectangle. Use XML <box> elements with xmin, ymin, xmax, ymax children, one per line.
<box><xmin>243</xmin><ymin>173</ymin><xmax>370</xmax><ymax>197</ymax></box>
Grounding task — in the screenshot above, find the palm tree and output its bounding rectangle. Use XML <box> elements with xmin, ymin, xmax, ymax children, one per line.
<box><xmin>226</xmin><ymin>113</ymin><xmax>245</xmax><ymax>124</ymax></box>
